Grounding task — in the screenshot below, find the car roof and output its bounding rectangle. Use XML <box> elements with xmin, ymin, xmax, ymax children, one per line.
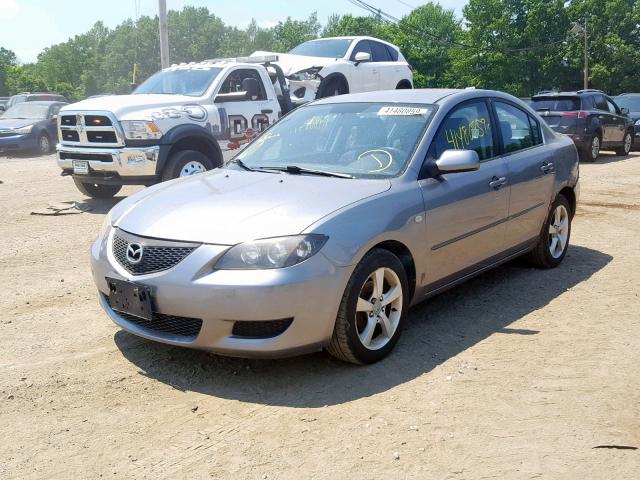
<box><xmin>311</xmin><ymin>88</ymin><xmax>522</xmax><ymax>106</ymax></box>
<box><xmin>12</xmin><ymin>101</ymin><xmax>66</xmax><ymax>106</ymax></box>
<box><xmin>318</xmin><ymin>35</ymin><xmax>398</xmax><ymax>48</ymax></box>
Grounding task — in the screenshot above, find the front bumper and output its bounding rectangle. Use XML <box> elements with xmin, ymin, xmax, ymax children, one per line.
<box><xmin>91</xmin><ymin>228</ymin><xmax>352</xmax><ymax>358</ymax></box>
<box><xmin>288</xmin><ymin>78</ymin><xmax>321</xmax><ymax>106</ymax></box>
<box><xmin>57</xmin><ymin>144</ymin><xmax>161</xmax><ymax>177</ymax></box>
<box><xmin>0</xmin><ymin>133</ymin><xmax>38</xmax><ymax>153</ymax></box>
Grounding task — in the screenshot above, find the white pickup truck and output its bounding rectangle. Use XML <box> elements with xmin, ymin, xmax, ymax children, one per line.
<box><xmin>57</xmin><ymin>56</ymin><xmax>294</xmax><ymax>198</ymax></box>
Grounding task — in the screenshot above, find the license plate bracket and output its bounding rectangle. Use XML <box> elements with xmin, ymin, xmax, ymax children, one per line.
<box><xmin>106</xmin><ymin>277</ymin><xmax>153</xmax><ymax>321</ymax></box>
<box><xmin>73</xmin><ymin>160</ymin><xmax>89</xmax><ymax>174</ymax></box>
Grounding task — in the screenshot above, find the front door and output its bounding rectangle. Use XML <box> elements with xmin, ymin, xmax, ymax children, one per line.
<box><xmin>348</xmin><ymin>40</ymin><xmax>378</xmax><ymax>93</ymax></box>
<box><xmin>419</xmin><ymin>100</ymin><xmax>509</xmax><ymax>291</ymax></box>
<box><xmin>493</xmin><ymin>100</ymin><xmax>555</xmax><ymax>247</ymax></box>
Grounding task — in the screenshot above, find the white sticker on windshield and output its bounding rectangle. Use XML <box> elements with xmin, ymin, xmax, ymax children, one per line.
<box><xmin>377</xmin><ymin>106</ymin><xmax>430</xmax><ymax>116</ymax></box>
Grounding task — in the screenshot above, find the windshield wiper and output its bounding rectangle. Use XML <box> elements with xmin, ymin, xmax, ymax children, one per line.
<box><xmin>258</xmin><ymin>165</ymin><xmax>354</xmax><ymax>179</ymax></box>
<box><xmin>228</xmin><ymin>158</ymin><xmax>255</xmax><ymax>171</ymax></box>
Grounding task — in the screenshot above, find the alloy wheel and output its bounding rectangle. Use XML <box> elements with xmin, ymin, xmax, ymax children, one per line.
<box><xmin>591</xmin><ymin>136</ymin><xmax>600</xmax><ymax>160</ymax></box>
<box><xmin>39</xmin><ymin>135</ymin><xmax>50</xmax><ymax>154</ymax></box>
<box><xmin>548</xmin><ymin>204</ymin><xmax>569</xmax><ymax>259</ymax></box>
<box><xmin>180</xmin><ymin>161</ymin><xmax>206</xmax><ymax>177</ymax></box>
<box><xmin>623</xmin><ymin>133</ymin><xmax>632</xmax><ymax>154</ymax></box>
<box><xmin>355</xmin><ymin>267</ymin><xmax>403</xmax><ymax>350</ymax></box>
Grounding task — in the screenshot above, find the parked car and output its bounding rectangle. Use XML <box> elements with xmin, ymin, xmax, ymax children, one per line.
<box><xmin>0</xmin><ymin>101</ymin><xmax>67</xmax><ymax>155</ymax></box>
<box><xmin>91</xmin><ymin>88</ymin><xmax>579</xmax><ymax>364</ymax></box>
<box><xmin>530</xmin><ymin>89</ymin><xmax>634</xmax><ymax>161</ymax></box>
<box><xmin>6</xmin><ymin>92</ymin><xmax>68</xmax><ymax>109</ymax></box>
<box><xmin>613</xmin><ymin>93</ymin><xmax>640</xmax><ymax>151</ymax></box>
<box><xmin>254</xmin><ymin>36</ymin><xmax>413</xmax><ymax>106</ymax></box>
<box><xmin>0</xmin><ymin>97</ymin><xmax>9</xmax><ymax>112</ymax></box>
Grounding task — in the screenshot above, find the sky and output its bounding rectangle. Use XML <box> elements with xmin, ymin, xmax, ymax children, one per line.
<box><xmin>0</xmin><ymin>0</ymin><xmax>468</xmax><ymax>64</ymax></box>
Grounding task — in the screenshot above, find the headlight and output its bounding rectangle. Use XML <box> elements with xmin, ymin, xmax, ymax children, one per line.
<box><xmin>289</xmin><ymin>67</ymin><xmax>322</xmax><ymax>82</ymax></box>
<box><xmin>216</xmin><ymin>234</ymin><xmax>328</xmax><ymax>270</ymax></box>
<box><xmin>14</xmin><ymin>124</ymin><xmax>33</xmax><ymax>134</ymax></box>
<box><xmin>635</xmin><ymin>119</ymin><xmax>640</xmax><ymax>126</ymax></box>
<box><xmin>121</xmin><ymin>120</ymin><xmax>162</xmax><ymax>140</ymax></box>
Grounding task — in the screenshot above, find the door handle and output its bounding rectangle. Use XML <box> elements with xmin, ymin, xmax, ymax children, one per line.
<box><xmin>540</xmin><ymin>161</ymin><xmax>555</xmax><ymax>174</ymax></box>
<box><xmin>261</xmin><ymin>109</ymin><xmax>273</xmax><ymax>114</ymax></box>
<box><xmin>489</xmin><ymin>176</ymin><xmax>507</xmax><ymax>189</ymax></box>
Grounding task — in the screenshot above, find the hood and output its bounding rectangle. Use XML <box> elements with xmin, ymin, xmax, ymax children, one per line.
<box><xmin>114</xmin><ymin>169</ymin><xmax>391</xmax><ymax>245</ymax></box>
<box><xmin>62</xmin><ymin>94</ymin><xmax>198</xmax><ymax>119</ymax></box>
<box><xmin>252</xmin><ymin>51</ymin><xmax>336</xmax><ymax>76</ymax></box>
<box><xmin>0</xmin><ymin>118</ymin><xmax>42</xmax><ymax>130</ymax></box>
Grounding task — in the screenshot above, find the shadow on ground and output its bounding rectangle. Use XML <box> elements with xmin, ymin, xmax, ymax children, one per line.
<box><xmin>586</xmin><ymin>151</ymin><xmax>633</xmax><ymax>165</ymax></box>
<box><xmin>115</xmin><ymin>245</ymin><xmax>612</xmax><ymax>407</ymax></box>
<box><xmin>74</xmin><ymin>196</ymin><xmax>127</xmax><ymax>214</ymax></box>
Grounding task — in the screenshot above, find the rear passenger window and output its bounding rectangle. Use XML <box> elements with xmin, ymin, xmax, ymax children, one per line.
<box><xmin>385</xmin><ymin>45</ymin><xmax>399</xmax><ymax>61</ymax></box>
<box><xmin>594</xmin><ymin>95</ymin><xmax>609</xmax><ymax>111</ymax></box>
<box><xmin>433</xmin><ymin>101</ymin><xmax>495</xmax><ymax>161</ymax></box>
<box><xmin>370</xmin><ymin>41</ymin><xmax>392</xmax><ymax>62</ymax></box>
<box><xmin>495</xmin><ymin>102</ymin><xmax>538</xmax><ymax>153</ymax></box>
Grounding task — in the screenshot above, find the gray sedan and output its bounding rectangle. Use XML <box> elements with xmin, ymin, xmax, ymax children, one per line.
<box><xmin>92</xmin><ymin>89</ymin><xmax>579</xmax><ymax>364</ymax></box>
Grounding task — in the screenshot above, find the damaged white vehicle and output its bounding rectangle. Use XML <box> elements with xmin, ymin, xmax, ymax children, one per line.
<box><xmin>255</xmin><ymin>36</ymin><xmax>413</xmax><ymax>106</ymax></box>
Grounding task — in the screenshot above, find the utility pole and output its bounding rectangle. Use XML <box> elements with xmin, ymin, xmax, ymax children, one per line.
<box><xmin>158</xmin><ymin>0</ymin><xmax>169</xmax><ymax>69</ymax></box>
<box><xmin>583</xmin><ymin>17</ymin><xmax>588</xmax><ymax>90</ymax></box>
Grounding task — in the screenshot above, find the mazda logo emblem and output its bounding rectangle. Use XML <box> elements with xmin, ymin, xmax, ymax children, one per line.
<box><xmin>126</xmin><ymin>243</ymin><xmax>144</xmax><ymax>264</ymax></box>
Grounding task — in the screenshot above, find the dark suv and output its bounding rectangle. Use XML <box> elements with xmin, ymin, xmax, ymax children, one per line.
<box><xmin>531</xmin><ymin>89</ymin><xmax>634</xmax><ymax>161</ymax></box>
<box><xmin>613</xmin><ymin>93</ymin><xmax>640</xmax><ymax>151</ymax></box>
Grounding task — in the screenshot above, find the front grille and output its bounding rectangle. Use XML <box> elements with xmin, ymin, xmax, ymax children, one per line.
<box><xmin>85</xmin><ymin>115</ymin><xmax>112</xmax><ymax>126</ymax></box>
<box><xmin>62</xmin><ymin>130</ymin><xmax>79</xmax><ymax>142</ymax></box>
<box><xmin>87</xmin><ymin>131</ymin><xmax>117</xmax><ymax>143</ymax></box>
<box><xmin>106</xmin><ymin>297</ymin><xmax>202</xmax><ymax>339</ymax></box>
<box><xmin>232</xmin><ymin>319</ymin><xmax>293</xmax><ymax>339</ymax></box>
<box><xmin>59</xmin><ymin>151</ymin><xmax>113</xmax><ymax>162</ymax></box>
<box><xmin>60</xmin><ymin>115</ymin><xmax>77</xmax><ymax>126</ymax></box>
<box><xmin>112</xmin><ymin>231</ymin><xmax>198</xmax><ymax>275</ymax></box>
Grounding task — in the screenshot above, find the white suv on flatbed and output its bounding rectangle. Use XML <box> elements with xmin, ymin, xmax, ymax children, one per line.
<box><xmin>255</xmin><ymin>36</ymin><xmax>413</xmax><ymax>106</ymax></box>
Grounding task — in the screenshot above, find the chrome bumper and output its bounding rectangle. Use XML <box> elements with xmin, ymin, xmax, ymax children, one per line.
<box><xmin>56</xmin><ymin>144</ymin><xmax>160</xmax><ymax>177</ymax></box>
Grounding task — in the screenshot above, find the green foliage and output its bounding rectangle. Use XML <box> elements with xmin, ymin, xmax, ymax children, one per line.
<box><xmin>1</xmin><ymin>2</ymin><xmax>639</xmax><ymax>100</ymax></box>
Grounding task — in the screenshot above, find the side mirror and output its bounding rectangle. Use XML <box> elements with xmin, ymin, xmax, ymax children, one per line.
<box><xmin>214</xmin><ymin>91</ymin><xmax>248</xmax><ymax>103</ymax></box>
<box><xmin>421</xmin><ymin>149</ymin><xmax>480</xmax><ymax>179</ymax></box>
<box><xmin>354</xmin><ymin>51</ymin><xmax>371</xmax><ymax>65</ymax></box>
<box><xmin>0</xmin><ymin>106</ymin><xmax>5</xmax><ymax>113</ymax></box>
<box><xmin>620</xmin><ymin>107</ymin><xmax>630</xmax><ymax>115</ymax></box>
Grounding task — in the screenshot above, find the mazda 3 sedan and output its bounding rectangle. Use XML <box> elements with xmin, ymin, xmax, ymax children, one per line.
<box><xmin>92</xmin><ymin>89</ymin><xmax>579</xmax><ymax>364</ymax></box>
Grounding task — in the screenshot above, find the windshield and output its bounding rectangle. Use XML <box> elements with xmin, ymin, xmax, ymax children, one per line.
<box><xmin>134</xmin><ymin>67</ymin><xmax>222</xmax><ymax>96</ymax></box>
<box><xmin>531</xmin><ymin>97</ymin><xmax>580</xmax><ymax>111</ymax></box>
<box><xmin>614</xmin><ymin>96</ymin><xmax>640</xmax><ymax>112</ymax></box>
<box><xmin>233</xmin><ymin>103</ymin><xmax>434</xmax><ymax>179</ymax></box>
<box><xmin>1</xmin><ymin>103</ymin><xmax>49</xmax><ymax>119</ymax></box>
<box><xmin>289</xmin><ymin>39</ymin><xmax>353</xmax><ymax>58</ymax></box>
<box><xmin>7</xmin><ymin>95</ymin><xmax>26</xmax><ymax>108</ymax></box>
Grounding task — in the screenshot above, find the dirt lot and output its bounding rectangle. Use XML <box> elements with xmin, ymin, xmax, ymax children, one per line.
<box><xmin>1</xmin><ymin>151</ymin><xmax>639</xmax><ymax>479</ymax></box>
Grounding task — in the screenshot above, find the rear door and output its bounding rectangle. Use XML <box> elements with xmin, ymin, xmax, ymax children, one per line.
<box><xmin>348</xmin><ymin>40</ymin><xmax>378</xmax><ymax>92</ymax></box>
<box><xmin>604</xmin><ymin>96</ymin><xmax>626</xmax><ymax>143</ymax></box>
<box><xmin>419</xmin><ymin>100</ymin><xmax>510</xmax><ymax>290</ymax></box>
<box><xmin>493</xmin><ymin>100</ymin><xmax>554</xmax><ymax>248</ymax></box>
<box><xmin>594</xmin><ymin>94</ymin><xmax>616</xmax><ymax>143</ymax></box>
<box><xmin>531</xmin><ymin>96</ymin><xmax>581</xmax><ymax>136</ymax></box>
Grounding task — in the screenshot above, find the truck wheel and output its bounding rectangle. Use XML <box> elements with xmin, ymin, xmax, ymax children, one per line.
<box><xmin>162</xmin><ymin>150</ymin><xmax>214</xmax><ymax>181</ymax></box>
<box><xmin>614</xmin><ymin>131</ymin><xmax>632</xmax><ymax>156</ymax></box>
<box><xmin>37</xmin><ymin>133</ymin><xmax>51</xmax><ymax>155</ymax></box>
<box><xmin>73</xmin><ymin>178</ymin><xmax>122</xmax><ymax>198</ymax></box>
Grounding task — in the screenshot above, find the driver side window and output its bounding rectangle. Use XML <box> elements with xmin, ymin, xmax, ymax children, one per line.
<box><xmin>350</xmin><ymin>40</ymin><xmax>372</xmax><ymax>61</ymax></box>
<box><xmin>218</xmin><ymin>68</ymin><xmax>266</xmax><ymax>100</ymax></box>
<box><xmin>433</xmin><ymin>101</ymin><xmax>495</xmax><ymax>161</ymax></box>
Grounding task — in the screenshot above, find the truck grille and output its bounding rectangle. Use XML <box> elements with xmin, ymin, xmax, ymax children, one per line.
<box><xmin>105</xmin><ymin>297</ymin><xmax>203</xmax><ymax>340</ymax></box>
<box><xmin>58</xmin><ymin>111</ymin><xmax>123</xmax><ymax>147</ymax></box>
<box><xmin>112</xmin><ymin>230</ymin><xmax>199</xmax><ymax>275</ymax></box>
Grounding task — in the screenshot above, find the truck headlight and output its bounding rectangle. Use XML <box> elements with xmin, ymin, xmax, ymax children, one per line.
<box><xmin>14</xmin><ymin>124</ymin><xmax>33</xmax><ymax>134</ymax></box>
<box><xmin>216</xmin><ymin>234</ymin><xmax>328</xmax><ymax>270</ymax></box>
<box><xmin>121</xmin><ymin>120</ymin><xmax>162</xmax><ymax>140</ymax></box>
<box><xmin>289</xmin><ymin>67</ymin><xmax>322</xmax><ymax>82</ymax></box>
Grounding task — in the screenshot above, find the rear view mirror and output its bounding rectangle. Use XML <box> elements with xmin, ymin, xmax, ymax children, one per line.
<box><xmin>421</xmin><ymin>149</ymin><xmax>480</xmax><ymax>179</ymax></box>
<box><xmin>354</xmin><ymin>52</ymin><xmax>371</xmax><ymax>64</ymax></box>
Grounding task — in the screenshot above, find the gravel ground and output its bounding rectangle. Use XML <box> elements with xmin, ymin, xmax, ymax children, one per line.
<box><xmin>0</xmin><ymin>151</ymin><xmax>639</xmax><ymax>479</ymax></box>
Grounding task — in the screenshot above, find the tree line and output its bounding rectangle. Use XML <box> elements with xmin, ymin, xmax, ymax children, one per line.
<box><xmin>0</xmin><ymin>0</ymin><xmax>638</xmax><ymax>101</ymax></box>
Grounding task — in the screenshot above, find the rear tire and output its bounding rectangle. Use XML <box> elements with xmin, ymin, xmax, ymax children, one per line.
<box><xmin>37</xmin><ymin>133</ymin><xmax>51</xmax><ymax>155</ymax></box>
<box><xmin>614</xmin><ymin>131</ymin><xmax>632</xmax><ymax>156</ymax></box>
<box><xmin>580</xmin><ymin>134</ymin><xmax>600</xmax><ymax>162</ymax></box>
<box><xmin>327</xmin><ymin>249</ymin><xmax>408</xmax><ymax>364</ymax></box>
<box><xmin>161</xmin><ymin>149</ymin><xmax>215</xmax><ymax>182</ymax></box>
<box><xmin>73</xmin><ymin>178</ymin><xmax>122</xmax><ymax>198</ymax></box>
<box><xmin>524</xmin><ymin>194</ymin><xmax>572</xmax><ymax>269</ymax></box>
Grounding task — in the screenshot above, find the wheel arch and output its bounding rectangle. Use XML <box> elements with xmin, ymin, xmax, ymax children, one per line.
<box><xmin>558</xmin><ymin>186</ymin><xmax>577</xmax><ymax>218</ymax></box>
<box><xmin>395</xmin><ymin>79</ymin><xmax>412</xmax><ymax>89</ymax></box>
<box><xmin>366</xmin><ymin>240</ymin><xmax>416</xmax><ymax>302</ymax></box>
<box><xmin>161</xmin><ymin>124</ymin><xmax>223</xmax><ymax>172</ymax></box>
<box><xmin>319</xmin><ymin>72</ymin><xmax>349</xmax><ymax>97</ymax></box>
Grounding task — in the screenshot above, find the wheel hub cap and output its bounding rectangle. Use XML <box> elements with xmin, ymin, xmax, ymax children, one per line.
<box><xmin>548</xmin><ymin>205</ymin><xmax>569</xmax><ymax>259</ymax></box>
<box><xmin>180</xmin><ymin>161</ymin><xmax>206</xmax><ymax>177</ymax></box>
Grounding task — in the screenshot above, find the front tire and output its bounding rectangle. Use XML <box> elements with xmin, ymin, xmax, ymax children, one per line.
<box><xmin>525</xmin><ymin>194</ymin><xmax>572</xmax><ymax>269</ymax></box>
<box><xmin>327</xmin><ymin>249</ymin><xmax>408</xmax><ymax>364</ymax></box>
<box><xmin>37</xmin><ymin>133</ymin><xmax>51</xmax><ymax>155</ymax></box>
<box><xmin>73</xmin><ymin>178</ymin><xmax>122</xmax><ymax>198</ymax></box>
<box><xmin>614</xmin><ymin>131</ymin><xmax>632</xmax><ymax>156</ymax></box>
<box><xmin>317</xmin><ymin>77</ymin><xmax>347</xmax><ymax>99</ymax></box>
<box><xmin>162</xmin><ymin>149</ymin><xmax>214</xmax><ymax>181</ymax></box>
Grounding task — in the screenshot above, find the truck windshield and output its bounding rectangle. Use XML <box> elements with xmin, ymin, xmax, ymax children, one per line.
<box><xmin>289</xmin><ymin>39</ymin><xmax>353</xmax><ymax>58</ymax></box>
<box><xmin>134</xmin><ymin>67</ymin><xmax>223</xmax><ymax>96</ymax></box>
<box><xmin>233</xmin><ymin>102</ymin><xmax>434</xmax><ymax>179</ymax></box>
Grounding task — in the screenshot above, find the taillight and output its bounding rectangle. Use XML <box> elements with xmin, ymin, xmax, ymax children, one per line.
<box><xmin>561</xmin><ymin>111</ymin><xmax>588</xmax><ymax>118</ymax></box>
